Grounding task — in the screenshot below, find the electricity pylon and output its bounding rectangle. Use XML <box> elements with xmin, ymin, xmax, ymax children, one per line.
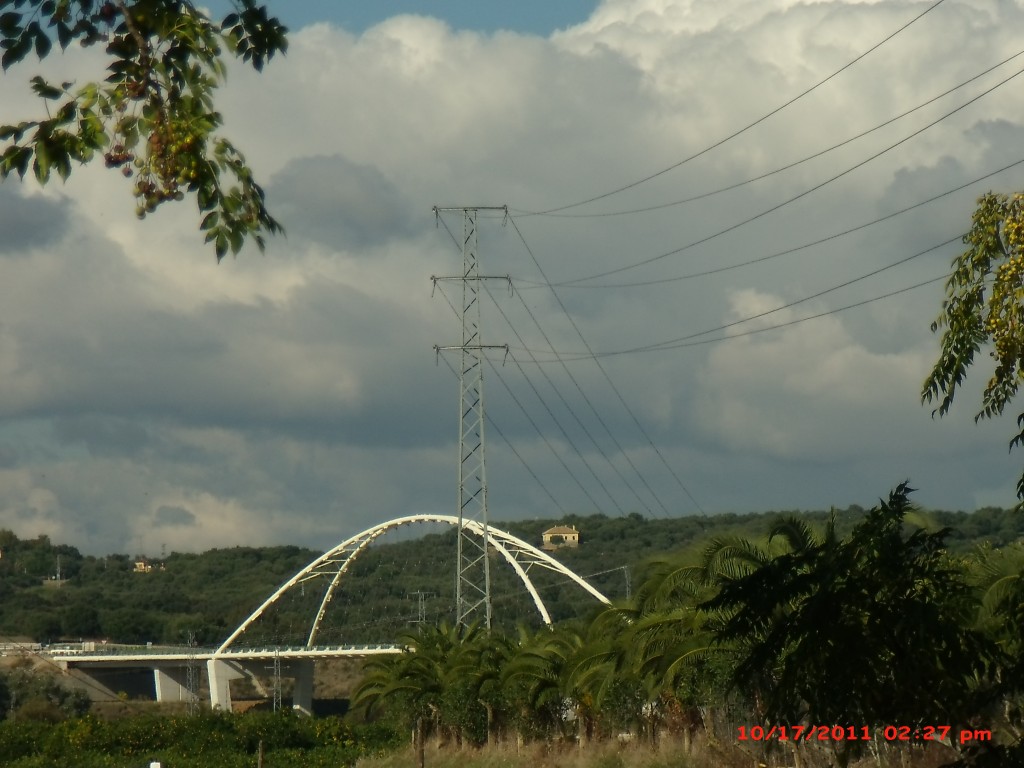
<box><xmin>433</xmin><ymin>205</ymin><xmax>509</xmax><ymax>630</ymax></box>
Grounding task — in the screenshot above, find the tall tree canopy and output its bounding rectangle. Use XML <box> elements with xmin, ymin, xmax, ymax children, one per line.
<box><xmin>924</xmin><ymin>192</ymin><xmax>1024</xmax><ymax>497</ymax></box>
<box><xmin>0</xmin><ymin>0</ymin><xmax>287</xmax><ymax>258</ymax></box>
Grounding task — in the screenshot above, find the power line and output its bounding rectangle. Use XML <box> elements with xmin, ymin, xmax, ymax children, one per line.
<box><xmin>515</xmin><ymin>235</ymin><xmax>959</xmax><ymax>361</ymax></box>
<box><xmin>507</xmin><ymin>214</ymin><xmax>706</xmax><ymax>515</ymax></box>
<box><xmin>435</xmin><ymin>276</ymin><xmax>627</xmax><ymax>515</ymax></box>
<box><xmin>517</xmin><ymin>0</ymin><xmax>950</xmax><ymax>216</ymax></box>
<box><xmin>503</xmin><ymin>285</ymin><xmax>673</xmax><ymax>517</ymax></box>
<box><xmin>436</xmin><ymin>350</ymin><xmax>569</xmax><ymax>516</ymax></box>
<box><xmin>549</xmin><ymin>64</ymin><xmax>1024</xmax><ymax>287</ymax></box>
<box><xmin>516</xmin><ymin>46</ymin><xmax>1024</xmax><ymax>220</ymax></box>
<box><xmin>432</xmin><ymin>232</ymin><xmax>612</xmax><ymax>515</ymax></box>
<box><xmin>655</xmin><ymin>273</ymin><xmax>950</xmax><ymax>351</ymax></box>
<box><xmin>516</xmin><ymin>245</ymin><xmax>956</xmax><ymax>363</ymax></box>
<box><xmin>634</xmin><ymin>238</ymin><xmax>957</xmax><ymax>353</ymax></box>
<box><xmin>513</xmin><ymin>157</ymin><xmax>1024</xmax><ymax>290</ymax></box>
<box><xmin>437</xmin><ymin>211</ymin><xmax>687</xmax><ymax>517</ymax></box>
<box><xmin>483</xmin><ymin>280</ymin><xmax>667</xmax><ymax>516</ymax></box>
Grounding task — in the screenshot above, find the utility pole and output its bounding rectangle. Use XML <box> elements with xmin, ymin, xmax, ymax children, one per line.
<box><xmin>432</xmin><ymin>205</ymin><xmax>509</xmax><ymax>630</ymax></box>
<box><xmin>271</xmin><ymin>648</ymin><xmax>283</xmax><ymax>712</ymax></box>
<box><xmin>185</xmin><ymin>630</ymin><xmax>200</xmax><ymax>716</ymax></box>
<box><xmin>409</xmin><ymin>590</ymin><xmax>436</xmax><ymax>625</ymax></box>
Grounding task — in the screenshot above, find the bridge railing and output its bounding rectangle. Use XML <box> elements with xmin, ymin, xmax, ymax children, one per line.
<box><xmin>47</xmin><ymin>643</ymin><xmax>403</xmax><ymax>659</ymax></box>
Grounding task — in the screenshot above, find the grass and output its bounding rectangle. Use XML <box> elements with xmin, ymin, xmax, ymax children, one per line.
<box><xmin>353</xmin><ymin>734</ymin><xmax>965</xmax><ymax>768</ymax></box>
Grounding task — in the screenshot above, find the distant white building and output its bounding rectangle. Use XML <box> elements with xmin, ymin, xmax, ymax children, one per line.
<box><xmin>541</xmin><ymin>525</ymin><xmax>580</xmax><ymax>551</ymax></box>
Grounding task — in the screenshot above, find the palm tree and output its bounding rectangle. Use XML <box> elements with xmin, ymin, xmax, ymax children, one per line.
<box><xmin>969</xmin><ymin>541</ymin><xmax>1024</xmax><ymax>750</ymax></box>
<box><xmin>353</xmin><ymin>621</ymin><xmax>482</xmax><ymax>768</ymax></box>
<box><xmin>502</xmin><ymin>623</ymin><xmax>608</xmax><ymax>746</ymax></box>
<box><xmin>458</xmin><ymin>629</ymin><xmax>518</xmax><ymax>746</ymax></box>
<box><xmin>598</xmin><ymin>555</ymin><xmax>729</xmax><ymax>748</ymax></box>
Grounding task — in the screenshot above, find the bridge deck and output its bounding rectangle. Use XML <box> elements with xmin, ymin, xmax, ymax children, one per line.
<box><xmin>49</xmin><ymin>644</ymin><xmax>402</xmax><ymax>664</ymax></box>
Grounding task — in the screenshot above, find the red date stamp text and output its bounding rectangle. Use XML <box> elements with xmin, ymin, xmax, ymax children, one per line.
<box><xmin>737</xmin><ymin>725</ymin><xmax>992</xmax><ymax>745</ymax></box>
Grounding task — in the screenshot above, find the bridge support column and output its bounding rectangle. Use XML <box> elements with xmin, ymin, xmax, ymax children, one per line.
<box><xmin>291</xmin><ymin>660</ymin><xmax>314</xmax><ymax>716</ymax></box>
<box><xmin>153</xmin><ymin>668</ymin><xmax>193</xmax><ymax>703</ymax></box>
<box><xmin>207</xmin><ymin>659</ymin><xmax>244</xmax><ymax>711</ymax></box>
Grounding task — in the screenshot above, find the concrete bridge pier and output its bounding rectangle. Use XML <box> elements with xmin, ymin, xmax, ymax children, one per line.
<box><xmin>153</xmin><ymin>667</ymin><xmax>197</xmax><ymax>704</ymax></box>
<box><xmin>291</xmin><ymin>660</ymin><xmax>314</xmax><ymax>715</ymax></box>
<box><xmin>207</xmin><ymin>658</ymin><xmax>246</xmax><ymax>710</ymax></box>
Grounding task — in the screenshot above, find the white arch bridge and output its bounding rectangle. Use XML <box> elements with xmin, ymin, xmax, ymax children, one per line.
<box><xmin>51</xmin><ymin>515</ymin><xmax>611</xmax><ymax>712</ymax></box>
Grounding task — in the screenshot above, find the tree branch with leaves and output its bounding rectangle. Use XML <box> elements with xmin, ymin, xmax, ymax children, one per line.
<box><xmin>0</xmin><ymin>0</ymin><xmax>287</xmax><ymax>259</ymax></box>
<box><xmin>923</xmin><ymin>192</ymin><xmax>1024</xmax><ymax>498</ymax></box>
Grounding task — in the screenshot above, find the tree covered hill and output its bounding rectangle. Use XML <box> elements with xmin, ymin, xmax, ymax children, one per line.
<box><xmin>0</xmin><ymin>504</ymin><xmax>1020</xmax><ymax>646</ymax></box>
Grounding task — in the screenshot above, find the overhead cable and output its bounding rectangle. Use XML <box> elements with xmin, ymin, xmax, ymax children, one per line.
<box><xmin>431</xmin><ymin>249</ymin><xmax>616</xmax><ymax>515</ymax></box>
<box><xmin>508</xmin><ymin>215</ymin><xmax>707</xmax><ymax>515</ymax></box>
<box><xmin>513</xmin><ymin>157</ymin><xmax>1024</xmax><ymax>290</ymax></box>
<box><xmin>482</xmin><ymin>280</ymin><xmax>660</xmax><ymax>516</ymax></box>
<box><xmin>549</xmin><ymin>65</ymin><xmax>1024</xmax><ymax>287</ymax></box>
<box><xmin>437</xmin><ymin>352</ymin><xmax>568</xmax><ymax>516</ymax></box>
<box><xmin>515</xmin><ymin>237</ymin><xmax>960</xmax><ymax>362</ymax></box>
<box><xmin>521</xmin><ymin>46</ymin><xmax>1024</xmax><ymax>220</ymax></box>
<box><xmin>518</xmin><ymin>0</ymin><xmax>950</xmax><ymax>216</ymax></box>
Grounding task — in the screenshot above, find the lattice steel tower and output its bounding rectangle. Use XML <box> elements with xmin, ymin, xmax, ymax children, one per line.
<box><xmin>433</xmin><ymin>205</ymin><xmax>509</xmax><ymax>629</ymax></box>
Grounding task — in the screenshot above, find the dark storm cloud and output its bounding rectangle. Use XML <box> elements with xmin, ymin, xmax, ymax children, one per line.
<box><xmin>0</xmin><ymin>184</ymin><xmax>71</xmax><ymax>255</ymax></box>
<box><xmin>0</xmin><ymin>444</ymin><xmax>18</xmax><ymax>468</ymax></box>
<box><xmin>153</xmin><ymin>505</ymin><xmax>197</xmax><ymax>528</ymax></box>
<box><xmin>970</xmin><ymin>120</ymin><xmax>1024</xmax><ymax>178</ymax></box>
<box><xmin>10</xmin><ymin>260</ymin><xmax>450</xmax><ymax>449</ymax></box>
<box><xmin>52</xmin><ymin>414</ymin><xmax>151</xmax><ymax>457</ymax></box>
<box><xmin>5</xmin><ymin>1</ymin><xmax>1024</xmax><ymax>556</ymax></box>
<box><xmin>267</xmin><ymin>154</ymin><xmax>419</xmax><ymax>250</ymax></box>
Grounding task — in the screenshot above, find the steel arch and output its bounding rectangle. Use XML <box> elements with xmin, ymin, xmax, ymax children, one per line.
<box><xmin>215</xmin><ymin>514</ymin><xmax>611</xmax><ymax>655</ymax></box>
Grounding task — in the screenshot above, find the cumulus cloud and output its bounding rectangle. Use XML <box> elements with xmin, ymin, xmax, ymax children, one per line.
<box><xmin>692</xmin><ymin>288</ymin><xmax>934</xmax><ymax>460</ymax></box>
<box><xmin>0</xmin><ymin>184</ymin><xmax>71</xmax><ymax>256</ymax></box>
<box><xmin>268</xmin><ymin>154</ymin><xmax>419</xmax><ymax>249</ymax></box>
<box><xmin>1</xmin><ymin>0</ymin><xmax>1023</xmax><ymax>556</ymax></box>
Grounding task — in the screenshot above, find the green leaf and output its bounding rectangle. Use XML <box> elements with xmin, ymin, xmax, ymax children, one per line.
<box><xmin>55</xmin><ymin>19</ymin><xmax>71</xmax><ymax>49</ymax></box>
<box><xmin>0</xmin><ymin>145</ymin><xmax>32</xmax><ymax>179</ymax></box>
<box><xmin>214</xmin><ymin>231</ymin><xmax>228</xmax><ymax>260</ymax></box>
<box><xmin>29</xmin><ymin>75</ymin><xmax>63</xmax><ymax>99</ymax></box>
<box><xmin>1</xmin><ymin>30</ymin><xmax>32</xmax><ymax>69</ymax></box>
<box><xmin>53</xmin><ymin>101</ymin><xmax>75</xmax><ymax>125</ymax></box>
<box><xmin>54</xmin><ymin>148</ymin><xmax>71</xmax><ymax>180</ymax></box>
<box><xmin>32</xmin><ymin>24</ymin><xmax>50</xmax><ymax>57</ymax></box>
<box><xmin>33</xmin><ymin>139</ymin><xmax>51</xmax><ymax>183</ymax></box>
<box><xmin>227</xmin><ymin>226</ymin><xmax>243</xmax><ymax>254</ymax></box>
<box><xmin>0</xmin><ymin>122</ymin><xmax>29</xmax><ymax>140</ymax></box>
<box><xmin>0</xmin><ymin>12</ymin><xmax>21</xmax><ymax>35</ymax></box>
<box><xmin>106</xmin><ymin>57</ymin><xmax>134</xmax><ymax>75</ymax></box>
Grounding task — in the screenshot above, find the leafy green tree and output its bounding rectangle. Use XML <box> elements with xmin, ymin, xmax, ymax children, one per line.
<box><xmin>923</xmin><ymin>191</ymin><xmax>1024</xmax><ymax>497</ymax></box>
<box><xmin>457</xmin><ymin>629</ymin><xmax>518</xmax><ymax>745</ymax></box>
<box><xmin>60</xmin><ymin>600</ymin><xmax>102</xmax><ymax>637</ymax></box>
<box><xmin>704</xmin><ymin>483</ymin><xmax>993</xmax><ymax>767</ymax></box>
<box><xmin>353</xmin><ymin>622</ymin><xmax>484</xmax><ymax>768</ymax></box>
<box><xmin>607</xmin><ymin>556</ymin><xmax>730</xmax><ymax>740</ymax></box>
<box><xmin>502</xmin><ymin>623</ymin><xmax>608</xmax><ymax>745</ymax></box>
<box><xmin>100</xmin><ymin>606</ymin><xmax>163</xmax><ymax>643</ymax></box>
<box><xmin>0</xmin><ymin>665</ymin><xmax>91</xmax><ymax>722</ymax></box>
<box><xmin>27</xmin><ymin>611</ymin><xmax>62</xmax><ymax>643</ymax></box>
<box><xmin>966</xmin><ymin>542</ymin><xmax>1024</xmax><ymax>763</ymax></box>
<box><xmin>0</xmin><ymin>0</ymin><xmax>287</xmax><ymax>258</ymax></box>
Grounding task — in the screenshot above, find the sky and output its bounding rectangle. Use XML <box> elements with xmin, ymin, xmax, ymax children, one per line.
<box><xmin>2</xmin><ymin>0</ymin><xmax>1024</xmax><ymax>558</ymax></box>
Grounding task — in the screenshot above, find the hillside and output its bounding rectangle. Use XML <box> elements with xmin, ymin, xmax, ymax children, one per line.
<box><xmin>0</xmin><ymin>504</ymin><xmax>1020</xmax><ymax>646</ymax></box>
